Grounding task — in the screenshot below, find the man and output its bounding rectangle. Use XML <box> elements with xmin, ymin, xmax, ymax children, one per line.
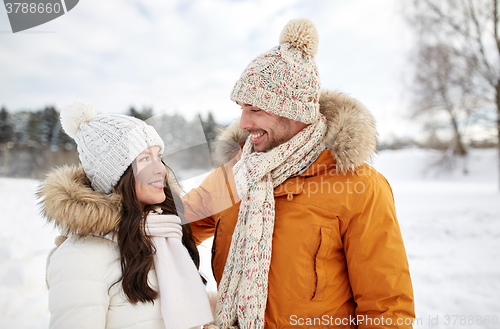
<box><xmin>183</xmin><ymin>18</ymin><xmax>415</xmax><ymax>328</ymax></box>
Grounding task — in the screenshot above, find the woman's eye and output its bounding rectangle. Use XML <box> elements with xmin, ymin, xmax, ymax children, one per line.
<box><xmin>139</xmin><ymin>156</ymin><xmax>149</xmax><ymax>162</ymax></box>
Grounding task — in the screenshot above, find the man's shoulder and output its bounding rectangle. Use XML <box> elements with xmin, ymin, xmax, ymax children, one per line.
<box><xmin>302</xmin><ymin>160</ymin><xmax>393</xmax><ymax>199</ymax></box>
<box><xmin>309</xmin><ymin>154</ymin><xmax>383</xmax><ymax>182</ymax></box>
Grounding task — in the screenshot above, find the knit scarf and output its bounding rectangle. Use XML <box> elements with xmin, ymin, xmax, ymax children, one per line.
<box><xmin>105</xmin><ymin>214</ymin><xmax>214</xmax><ymax>329</ymax></box>
<box><xmin>216</xmin><ymin>116</ymin><xmax>327</xmax><ymax>329</ymax></box>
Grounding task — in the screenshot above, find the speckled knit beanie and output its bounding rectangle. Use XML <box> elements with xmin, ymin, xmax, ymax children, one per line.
<box><xmin>231</xmin><ymin>18</ymin><xmax>320</xmax><ymax>124</ymax></box>
<box><xmin>60</xmin><ymin>100</ymin><xmax>164</xmax><ymax>194</ymax></box>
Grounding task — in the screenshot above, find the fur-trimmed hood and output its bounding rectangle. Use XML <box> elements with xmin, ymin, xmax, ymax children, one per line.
<box><xmin>37</xmin><ymin>165</ymin><xmax>122</xmax><ymax>236</ymax></box>
<box><xmin>215</xmin><ymin>89</ymin><xmax>377</xmax><ymax>172</ymax></box>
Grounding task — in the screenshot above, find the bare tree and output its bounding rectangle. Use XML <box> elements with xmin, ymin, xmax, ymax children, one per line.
<box><xmin>405</xmin><ymin>0</ymin><xmax>499</xmax><ymax>185</ymax></box>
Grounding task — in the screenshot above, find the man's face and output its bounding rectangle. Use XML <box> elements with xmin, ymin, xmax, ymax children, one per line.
<box><xmin>237</xmin><ymin>102</ymin><xmax>308</xmax><ymax>152</ymax></box>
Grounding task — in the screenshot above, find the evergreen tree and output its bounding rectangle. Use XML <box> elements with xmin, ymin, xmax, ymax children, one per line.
<box><xmin>0</xmin><ymin>107</ymin><xmax>13</xmax><ymax>144</ymax></box>
<box><xmin>201</xmin><ymin>112</ymin><xmax>219</xmax><ymax>143</ymax></box>
<box><xmin>26</xmin><ymin>106</ymin><xmax>59</xmax><ymax>146</ymax></box>
<box><xmin>26</xmin><ymin>111</ymin><xmax>42</xmax><ymax>145</ymax></box>
<box><xmin>128</xmin><ymin>106</ymin><xmax>153</xmax><ymax>121</ymax></box>
<box><xmin>40</xmin><ymin>106</ymin><xmax>59</xmax><ymax>146</ymax></box>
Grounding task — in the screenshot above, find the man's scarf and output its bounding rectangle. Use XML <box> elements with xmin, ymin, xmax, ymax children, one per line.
<box><xmin>216</xmin><ymin>116</ymin><xmax>327</xmax><ymax>329</ymax></box>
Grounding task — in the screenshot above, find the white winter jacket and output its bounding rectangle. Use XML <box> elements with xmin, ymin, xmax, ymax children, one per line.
<box><xmin>47</xmin><ymin>235</ymin><xmax>165</xmax><ymax>329</ymax></box>
<box><xmin>38</xmin><ymin>166</ymin><xmax>168</xmax><ymax>329</ymax></box>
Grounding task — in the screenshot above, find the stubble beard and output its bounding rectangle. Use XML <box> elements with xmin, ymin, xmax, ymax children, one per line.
<box><xmin>257</xmin><ymin>116</ymin><xmax>294</xmax><ymax>152</ymax></box>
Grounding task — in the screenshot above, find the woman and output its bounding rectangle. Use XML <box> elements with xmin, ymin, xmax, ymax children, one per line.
<box><xmin>37</xmin><ymin>100</ymin><xmax>214</xmax><ymax>329</ymax></box>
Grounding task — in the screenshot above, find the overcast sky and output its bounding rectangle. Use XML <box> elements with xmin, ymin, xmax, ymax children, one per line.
<box><xmin>0</xmin><ymin>0</ymin><xmax>417</xmax><ymax>142</ymax></box>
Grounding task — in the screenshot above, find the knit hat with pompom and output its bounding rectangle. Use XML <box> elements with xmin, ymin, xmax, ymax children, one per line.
<box><xmin>60</xmin><ymin>100</ymin><xmax>164</xmax><ymax>194</ymax></box>
<box><xmin>231</xmin><ymin>18</ymin><xmax>320</xmax><ymax>124</ymax></box>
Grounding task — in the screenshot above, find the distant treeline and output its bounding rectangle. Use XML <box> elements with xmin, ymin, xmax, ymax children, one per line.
<box><xmin>0</xmin><ymin>106</ymin><xmax>223</xmax><ymax>179</ymax></box>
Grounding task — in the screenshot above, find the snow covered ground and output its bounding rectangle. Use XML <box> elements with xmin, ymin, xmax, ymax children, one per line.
<box><xmin>373</xmin><ymin>148</ymin><xmax>500</xmax><ymax>328</ymax></box>
<box><xmin>0</xmin><ymin>148</ymin><xmax>499</xmax><ymax>329</ymax></box>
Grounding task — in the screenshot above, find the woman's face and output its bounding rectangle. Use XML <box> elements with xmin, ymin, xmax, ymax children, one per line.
<box><xmin>134</xmin><ymin>146</ymin><xmax>166</xmax><ymax>208</ymax></box>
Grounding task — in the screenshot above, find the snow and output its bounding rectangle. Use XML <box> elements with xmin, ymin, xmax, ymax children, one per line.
<box><xmin>372</xmin><ymin>148</ymin><xmax>500</xmax><ymax>328</ymax></box>
<box><xmin>0</xmin><ymin>148</ymin><xmax>499</xmax><ymax>328</ymax></box>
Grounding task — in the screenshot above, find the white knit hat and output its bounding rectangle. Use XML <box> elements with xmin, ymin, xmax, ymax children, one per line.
<box><xmin>60</xmin><ymin>100</ymin><xmax>165</xmax><ymax>194</ymax></box>
<box><xmin>231</xmin><ymin>18</ymin><xmax>320</xmax><ymax>124</ymax></box>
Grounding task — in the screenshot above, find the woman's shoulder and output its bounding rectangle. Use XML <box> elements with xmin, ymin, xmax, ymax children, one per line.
<box><xmin>57</xmin><ymin>235</ymin><xmax>118</xmax><ymax>257</ymax></box>
<box><xmin>48</xmin><ymin>236</ymin><xmax>120</xmax><ymax>284</ymax></box>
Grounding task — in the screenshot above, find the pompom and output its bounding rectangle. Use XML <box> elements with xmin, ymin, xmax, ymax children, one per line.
<box><xmin>279</xmin><ymin>18</ymin><xmax>319</xmax><ymax>57</ymax></box>
<box><xmin>60</xmin><ymin>100</ymin><xmax>96</xmax><ymax>138</ymax></box>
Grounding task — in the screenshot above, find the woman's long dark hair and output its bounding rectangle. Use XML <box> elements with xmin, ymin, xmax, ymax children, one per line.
<box><xmin>113</xmin><ymin>163</ymin><xmax>201</xmax><ymax>304</ymax></box>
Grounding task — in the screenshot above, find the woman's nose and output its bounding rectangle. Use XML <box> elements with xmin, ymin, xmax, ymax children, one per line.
<box><xmin>153</xmin><ymin>158</ymin><xmax>165</xmax><ymax>175</ymax></box>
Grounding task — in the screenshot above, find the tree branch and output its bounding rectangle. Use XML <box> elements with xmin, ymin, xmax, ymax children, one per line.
<box><xmin>494</xmin><ymin>0</ymin><xmax>500</xmax><ymax>56</ymax></box>
<box><xmin>423</xmin><ymin>0</ymin><xmax>469</xmax><ymax>38</ymax></box>
<box><xmin>467</xmin><ymin>0</ymin><xmax>497</xmax><ymax>86</ymax></box>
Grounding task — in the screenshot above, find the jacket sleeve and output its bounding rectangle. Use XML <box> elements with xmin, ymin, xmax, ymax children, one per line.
<box><xmin>344</xmin><ymin>172</ymin><xmax>415</xmax><ymax>328</ymax></box>
<box><xmin>183</xmin><ymin>183</ymin><xmax>217</xmax><ymax>245</ymax></box>
<box><xmin>183</xmin><ymin>164</ymin><xmax>238</xmax><ymax>245</ymax></box>
<box><xmin>47</xmin><ymin>241</ymin><xmax>109</xmax><ymax>329</ymax></box>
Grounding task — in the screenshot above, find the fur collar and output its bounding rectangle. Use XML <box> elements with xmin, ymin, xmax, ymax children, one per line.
<box><xmin>37</xmin><ymin>165</ymin><xmax>122</xmax><ymax>236</ymax></box>
<box><xmin>215</xmin><ymin>89</ymin><xmax>377</xmax><ymax>172</ymax></box>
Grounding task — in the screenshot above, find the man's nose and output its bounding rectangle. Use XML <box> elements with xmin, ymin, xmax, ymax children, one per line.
<box><xmin>239</xmin><ymin>108</ymin><xmax>253</xmax><ymax>130</ymax></box>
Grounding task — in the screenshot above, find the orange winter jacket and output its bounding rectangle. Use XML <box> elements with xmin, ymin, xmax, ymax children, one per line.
<box><xmin>183</xmin><ymin>90</ymin><xmax>415</xmax><ymax>328</ymax></box>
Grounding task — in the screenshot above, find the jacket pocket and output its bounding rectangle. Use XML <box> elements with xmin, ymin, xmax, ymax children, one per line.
<box><xmin>294</xmin><ymin>226</ymin><xmax>333</xmax><ymax>302</ymax></box>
